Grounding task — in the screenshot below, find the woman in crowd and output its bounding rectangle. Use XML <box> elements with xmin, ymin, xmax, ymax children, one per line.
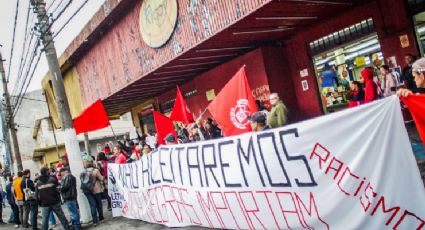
<box><xmin>348</xmin><ymin>81</ymin><xmax>365</xmax><ymax>108</ymax></box>
<box><xmin>360</xmin><ymin>67</ymin><xmax>379</xmax><ymax>103</ymax></box>
<box><xmin>380</xmin><ymin>65</ymin><xmax>397</xmax><ymax>97</ymax></box>
<box><xmin>96</xmin><ymin>152</ymin><xmax>112</xmax><ymax>211</ymax></box>
<box><xmin>398</xmin><ymin>58</ymin><xmax>425</xmax><ymax>96</ymax></box>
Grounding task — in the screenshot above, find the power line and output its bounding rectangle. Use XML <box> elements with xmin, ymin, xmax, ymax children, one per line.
<box><xmin>12</xmin><ymin>53</ymin><xmax>42</xmax><ymax>118</ymax></box>
<box><xmin>46</xmin><ymin>0</ymin><xmax>59</xmax><ymax>12</ymax></box>
<box><xmin>54</xmin><ymin>0</ymin><xmax>88</xmax><ymax>38</ymax></box>
<box><xmin>14</xmin><ymin>1</ymin><xmax>33</xmax><ymax>92</ymax></box>
<box><xmin>13</xmin><ymin>34</ymin><xmax>37</xmax><ymax>97</ymax></box>
<box><xmin>6</xmin><ymin>0</ymin><xmax>20</xmax><ymax>83</ymax></box>
<box><xmin>11</xmin><ymin>39</ymin><xmax>41</xmax><ymax>117</ymax></box>
<box><xmin>13</xmin><ymin>0</ymin><xmax>89</xmax><ymax>117</ymax></box>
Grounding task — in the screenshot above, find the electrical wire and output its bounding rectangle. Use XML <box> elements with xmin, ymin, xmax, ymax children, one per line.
<box><xmin>6</xmin><ymin>0</ymin><xmax>20</xmax><ymax>83</ymax></box>
<box><xmin>12</xmin><ymin>51</ymin><xmax>42</xmax><ymax>118</ymax></box>
<box><xmin>12</xmin><ymin>0</ymin><xmax>73</xmax><ymax>114</ymax></box>
<box><xmin>54</xmin><ymin>0</ymin><xmax>89</xmax><ymax>38</ymax></box>
<box><xmin>13</xmin><ymin>0</ymin><xmax>89</xmax><ymax>117</ymax></box>
<box><xmin>14</xmin><ymin>1</ymin><xmax>33</xmax><ymax>96</ymax></box>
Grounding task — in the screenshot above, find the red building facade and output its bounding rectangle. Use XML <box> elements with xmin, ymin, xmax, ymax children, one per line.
<box><xmin>62</xmin><ymin>0</ymin><xmax>421</xmax><ymax>128</ymax></box>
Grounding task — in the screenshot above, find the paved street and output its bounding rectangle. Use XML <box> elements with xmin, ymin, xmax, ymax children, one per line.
<box><xmin>0</xmin><ymin>201</ymin><xmax>209</xmax><ymax>230</ymax></box>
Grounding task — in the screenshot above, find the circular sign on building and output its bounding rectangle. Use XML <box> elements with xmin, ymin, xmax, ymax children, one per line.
<box><xmin>139</xmin><ymin>0</ymin><xmax>178</xmax><ymax>48</ymax></box>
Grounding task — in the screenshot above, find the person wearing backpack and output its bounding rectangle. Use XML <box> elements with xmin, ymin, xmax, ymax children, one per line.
<box><xmin>59</xmin><ymin>167</ymin><xmax>81</xmax><ymax>230</ymax></box>
<box><xmin>21</xmin><ymin>169</ymin><xmax>38</xmax><ymax>229</ymax></box>
<box><xmin>35</xmin><ymin>167</ymin><xmax>70</xmax><ymax>230</ymax></box>
<box><xmin>81</xmin><ymin>160</ymin><xmax>104</xmax><ymax>226</ymax></box>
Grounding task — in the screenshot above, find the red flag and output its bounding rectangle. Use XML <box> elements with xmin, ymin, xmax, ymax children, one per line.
<box><xmin>401</xmin><ymin>94</ymin><xmax>425</xmax><ymax>144</ymax></box>
<box><xmin>170</xmin><ymin>86</ymin><xmax>194</xmax><ymax>124</ymax></box>
<box><xmin>73</xmin><ymin>99</ymin><xmax>110</xmax><ymax>135</ymax></box>
<box><xmin>153</xmin><ymin>111</ymin><xmax>177</xmax><ymax>146</ymax></box>
<box><xmin>208</xmin><ymin>66</ymin><xmax>258</xmax><ymax>136</ymax></box>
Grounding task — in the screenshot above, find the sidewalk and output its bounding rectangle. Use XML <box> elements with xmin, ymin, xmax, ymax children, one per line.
<box><xmin>0</xmin><ymin>200</ymin><xmax>207</xmax><ymax>230</ymax></box>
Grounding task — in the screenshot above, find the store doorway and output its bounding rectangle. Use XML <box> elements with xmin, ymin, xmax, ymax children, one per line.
<box><xmin>312</xmin><ymin>35</ymin><xmax>385</xmax><ymax>113</ymax></box>
<box><xmin>138</xmin><ymin>104</ymin><xmax>155</xmax><ymax>135</ymax></box>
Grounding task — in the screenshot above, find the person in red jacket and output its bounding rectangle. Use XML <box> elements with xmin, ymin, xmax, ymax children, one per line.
<box><xmin>348</xmin><ymin>81</ymin><xmax>365</xmax><ymax>108</ymax></box>
<box><xmin>361</xmin><ymin>67</ymin><xmax>379</xmax><ymax>103</ymax></box>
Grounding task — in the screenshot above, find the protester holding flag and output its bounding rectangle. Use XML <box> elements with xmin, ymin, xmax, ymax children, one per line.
<box><xmin>268</xmin><ymin>93</ymin><xmax>288</xmax><ymax>128</ymax></box>
<box><xmin>397</xmin><ymin>58</ymin><xmax>425</xmax><ymax>147</ymax></box>
<box><xmin>398</xmin><ymin>58</ymin><xmax>425</xmax><ymax>97</ymax></box>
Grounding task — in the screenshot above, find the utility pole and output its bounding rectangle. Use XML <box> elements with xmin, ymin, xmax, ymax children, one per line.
<box><xmin>0</xmin><ymin>108</ymin><xmax>13</xmax><ymax>174</ymax></box>
<box><xmin>30</xmin><ymin>0</ymin><xmax>91</xmax><ymax>223</ymax></box>
<box><xmin>84</xmin><ymin>133</ymin><xmax>91</xmax><ymax>155</ymax></box>
<box><xmin>0</xmin><ymin>51</ymin><xmax>22</xmax><ymax>172</ymax></box>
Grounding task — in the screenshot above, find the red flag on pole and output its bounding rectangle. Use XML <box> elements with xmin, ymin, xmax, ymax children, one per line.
<box><xmin>153</xmin><ymin>111</ymin><xmax>177</xmax><ymax>146</ymax></box>
<box><xmin>73</xmin><ymin>99</ymin><xmax>110</xmax><ymax>135</ymax></box>
<box><xmin>170</xmin><ymin>86</ymin><xmax>194</xmax><ymax>124</ymax></box>
<box><xmin>401</xmin><ymin>94</ymin><xmax>425</xmax><ymax>145</ymax></box>
<box><xmin>207</xmin><ymin>66</ymin><xmax>258</xmax><ymax>136</ymax></box>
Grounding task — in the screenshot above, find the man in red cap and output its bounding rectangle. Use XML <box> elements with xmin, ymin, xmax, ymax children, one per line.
<box><xmin>361</xmin><ymin>67</ymin><xmax>379</xmax><ymax>103</ymax></box>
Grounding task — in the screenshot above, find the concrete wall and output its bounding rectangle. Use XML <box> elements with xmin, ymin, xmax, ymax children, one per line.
<box><xmin>13</xmin><ymin>90</ymin><xmax>49</xmax><ymax>173</ymax></box>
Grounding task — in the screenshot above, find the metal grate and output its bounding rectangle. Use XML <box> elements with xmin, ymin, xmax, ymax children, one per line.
<box><xmin>309</xmin><ymin>18</ymin><xmax>374</xmax><ymax>56</ymax></box>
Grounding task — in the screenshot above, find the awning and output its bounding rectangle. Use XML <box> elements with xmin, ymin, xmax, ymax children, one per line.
<box><xmin>100</xmin><ymin>0</ymin><xmax>361</xmax><ymax>115</ymax></box>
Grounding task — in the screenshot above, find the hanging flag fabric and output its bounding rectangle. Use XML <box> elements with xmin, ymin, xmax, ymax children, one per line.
<box><xmin>169</xmin><ymin>86</ymin><xmax>194</xmax><ymax>124</ymax></box>
<box><xmin>401</xmin><ymin>94</ymin><xmax>425</xmax><ymax>144</ymax></box>
<box><xmin>73</xmin><ymin>99</ymin><xmax>110</xmax><ymax>135</ymax></box>
<box><xmin>207</xmin><ymin>66</ymin><xmax>258</xmax><ymax>136</ymax></box>
<box><xmin>153</xmin><ymin>111</ymin><xmax>177</xmax><ymax>146</ymax></box>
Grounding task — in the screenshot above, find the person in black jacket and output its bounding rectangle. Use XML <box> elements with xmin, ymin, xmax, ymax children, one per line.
<box><xmin>35</xmin><ymin>167</ymin><xmax>70</xmax><ymax>230</ymax></box>
<box><xmin>5</xmin><ymin>176</ymin><xmax>19</xmax><ymax>225</ymax></box>
<box><xmin>59</xmin><ymin>167</ymin><xmax>81</xmax><ymax>230</ymax></box>
<box><xmin>21</xmin><ymin>169</ymin><xmax>38</xmax><ymax>229</ymax></box>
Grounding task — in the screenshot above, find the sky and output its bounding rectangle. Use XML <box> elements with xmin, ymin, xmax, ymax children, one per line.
<box><xmin>0</xmin><ymin>0</ymin><xmax>107</xmax><ymax>96</ymax></box>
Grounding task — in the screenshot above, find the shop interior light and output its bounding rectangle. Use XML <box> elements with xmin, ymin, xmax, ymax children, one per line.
<box><xmin>315</xmin><ymin>57</ymin><xmax>332</xmax><ymax>66</ymax></box>
<box><xmin>255</xmin><ymin>16</ymin><xmax>318</xmax><ymax>20</ymax></box>
<box><xmin>345</xmin><ymin>44</ymin><xmax>381</xmax><ymax>60</ymax></box>
<box><xmin>233</xmin><ymin>27</ymin><xmax>292</xmax><ymax>35</ymax></box>
<box><xmin>196</xmin><ymin>47</ymin><xmax>253</xmax><ymax>52</ymax></box>
<box><xmin>345</xmin><ymin>39</ymin><xmax>379</xmax><ymax>53</ymax></box>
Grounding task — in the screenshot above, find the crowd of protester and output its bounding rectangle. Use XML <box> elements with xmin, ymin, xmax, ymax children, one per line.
<box><xmin>0</xmin><ymin>55</ymin><xmax>422</xmax><ymax>230</ymax></box>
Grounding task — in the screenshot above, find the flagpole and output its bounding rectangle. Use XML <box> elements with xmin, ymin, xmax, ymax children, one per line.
<box><xmin>197</xmin><ymin>108</ymin><xmax>209</xmax><ymax>120</ymax></box>
<box><xmin>110</xmin><ymin>126</ymin><xmax>118</xmax><ymax>140</ymax></box>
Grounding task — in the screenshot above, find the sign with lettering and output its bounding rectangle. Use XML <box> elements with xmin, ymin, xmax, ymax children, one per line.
<box><xmin>139</xmin><ymin>0</ymin><xmax>178</xmax><ymax>48</ymax></box>
<box><xmin>108</xmin><ymin>96</ymin><xmax>425</xmax><ymax>229</ymax></box>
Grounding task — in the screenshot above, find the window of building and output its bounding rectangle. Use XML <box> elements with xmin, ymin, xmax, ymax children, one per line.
<box><xmin>312</xmin><ymin>34</ymin><xmax>386</xmax><ymax>113</ymax></box>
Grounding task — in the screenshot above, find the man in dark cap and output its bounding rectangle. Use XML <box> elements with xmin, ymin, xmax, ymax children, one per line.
<box><xmin>250</xmin><ymin>112</ymin><xmax>270</xmax><ymax>132</ymax></box>
<box><xmin>164</xmin><ymin>133</ymin><xmax>176</xmax><ymax>145</ymax></box>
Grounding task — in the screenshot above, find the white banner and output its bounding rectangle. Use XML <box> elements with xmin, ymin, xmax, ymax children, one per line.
<box><xmin>108</xmin><ymin>96</ymin><xmax>425</xmax><ymax>229</ymax></box>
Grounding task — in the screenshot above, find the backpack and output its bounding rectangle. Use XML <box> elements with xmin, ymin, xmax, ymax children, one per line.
<box><xmin>80</xmin><ymin>169</ymin><xmax>94</xmax><ymax>193</ymax></box>
<box><xmin>23</xmin><ymin>179</ymin><xmax>36</xmax><ymax>201</ymax></box>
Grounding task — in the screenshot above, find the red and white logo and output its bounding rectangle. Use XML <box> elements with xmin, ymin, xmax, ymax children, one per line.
<box><xmin>230</xmin><ymin>99</ymin><xmax>252</xmax><ymax>129</ymax></box>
